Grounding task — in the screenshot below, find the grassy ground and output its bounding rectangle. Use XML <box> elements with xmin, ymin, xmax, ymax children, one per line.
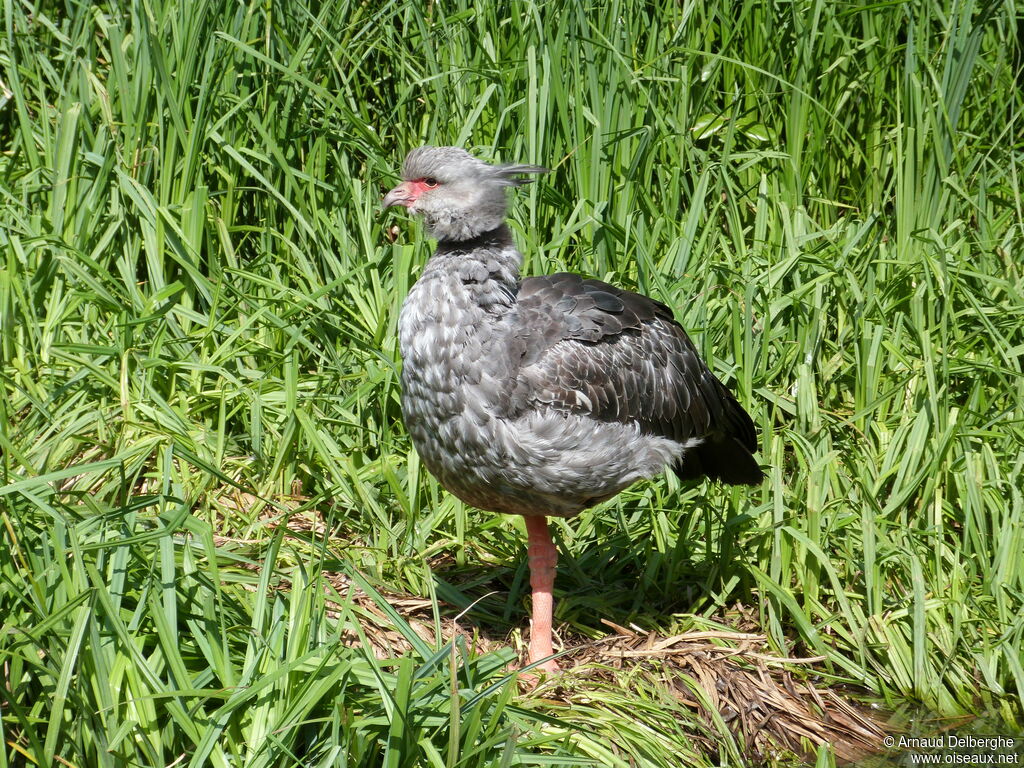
<box><xmin>2</xmin><ymin>0</ymin><xmax>1023</xmax><ymax>764</ymax></box>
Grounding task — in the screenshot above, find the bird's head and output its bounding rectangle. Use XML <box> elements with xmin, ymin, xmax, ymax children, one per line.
<box><xmin>382</xmin><ymin>146</ymin><xmax>548</xmax><ymax>242</ymax></box>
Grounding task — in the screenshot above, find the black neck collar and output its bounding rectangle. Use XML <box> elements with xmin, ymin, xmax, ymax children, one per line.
<box><xmin>435</xmin><ymin>224</ymin><xmax>513</xmax><ymax>255</ymax></box>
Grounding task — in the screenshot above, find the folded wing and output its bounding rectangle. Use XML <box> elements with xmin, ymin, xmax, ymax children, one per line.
<box><xmin>504</xmin><ymin>273</ymin><xmax>761</xmax><ymax>485</ymax></box>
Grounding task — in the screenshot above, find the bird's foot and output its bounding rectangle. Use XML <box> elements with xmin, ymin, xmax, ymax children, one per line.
<box><xmin>529</xmin><ymin>656</ymin><xmax>561</xmax><ymax>676</ymax></box>
<box><xmin>517</xmin><ymin>655</ymin><xmax>561</xmax><ymax>690</ymax></box>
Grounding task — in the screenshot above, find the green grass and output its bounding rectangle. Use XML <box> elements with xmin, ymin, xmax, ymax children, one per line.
<box><xmin>2</xmin><ymin>0</ymin><xmax>1023</xmax><ymax>764</ymax></box>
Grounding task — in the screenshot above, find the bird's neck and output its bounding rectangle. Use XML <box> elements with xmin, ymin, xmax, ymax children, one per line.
<box><xmin>423</xmin><ymin>224</ymin><xmax>522</xmax><ymax>311</ymax></box>
<box><xmin>422</xmin><ymin>195</ymin><xmax>508</xmax><ymax>242</ymax></box>
<box><xmin>434</xmin><ymin>223</ymin><xmax>516</xmax><ymax>257</ymax></box>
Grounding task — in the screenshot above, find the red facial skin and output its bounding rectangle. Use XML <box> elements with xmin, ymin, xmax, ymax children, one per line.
<box><xmin>382</xmin><ymin>177</ymin><xmax>438</xmax><ymax>209</ymax></box>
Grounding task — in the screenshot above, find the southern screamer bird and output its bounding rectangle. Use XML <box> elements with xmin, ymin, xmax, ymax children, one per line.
<box><xmin>383</xmin><ymin>146</ymin><xmax>761</xmax><ymax>675</ymax></box>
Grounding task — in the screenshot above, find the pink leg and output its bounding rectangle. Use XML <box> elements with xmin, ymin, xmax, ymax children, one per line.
<box><xmin>524</xmin><ymin>515</ymin><xmax>560</xmax><ymax>675</ymax></box>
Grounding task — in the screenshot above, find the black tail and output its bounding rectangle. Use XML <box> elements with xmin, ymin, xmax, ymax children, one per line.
<box><xmin>674</xmin><ymin>434</ymin><xmax>763</xmax><ymax>486</ymax></box>
<box><xmin>675</xmin><ymin>390</ymin><xmax>763</xmax><ymax>486</ymax></box>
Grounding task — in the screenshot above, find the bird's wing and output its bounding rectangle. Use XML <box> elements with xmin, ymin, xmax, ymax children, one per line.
<box><xmin>505</xmin><ymin>273</ymin><xmax>757</xmax><ymax>453</ymax></box>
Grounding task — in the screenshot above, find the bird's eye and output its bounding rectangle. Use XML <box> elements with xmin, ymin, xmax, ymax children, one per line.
<box><xmin>423</xmin><ymin>177</ymin><xmax>438</xmax><ymax>188</ymax></box>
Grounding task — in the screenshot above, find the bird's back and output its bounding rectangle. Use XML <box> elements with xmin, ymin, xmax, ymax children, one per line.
<box><xmin>504</xmin><ymin>273</ymin><xmax>762</xmax><ymax>486</ymax></box>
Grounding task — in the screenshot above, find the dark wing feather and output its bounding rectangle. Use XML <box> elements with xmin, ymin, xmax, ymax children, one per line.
<box><xmin>505</xmin><ymin>273</ymin><xmax>761</xmax><ymax>485</ymax></box>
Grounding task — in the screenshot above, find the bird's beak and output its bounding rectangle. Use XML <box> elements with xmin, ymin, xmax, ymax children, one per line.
<box><xmin>381</xmin><ymin>182</ymin><xmax>415</xmax><ymax>210</ymax></box>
